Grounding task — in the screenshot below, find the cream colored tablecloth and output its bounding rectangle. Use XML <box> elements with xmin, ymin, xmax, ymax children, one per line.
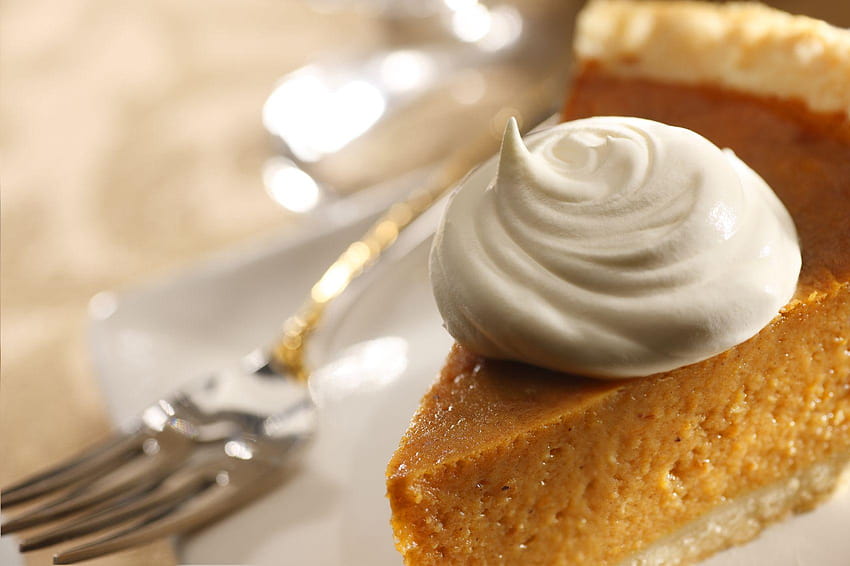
<box><xmin>1</xmin><ymin>1</ymin><xmax>382</xmax><ymax>564</ymax></box>
<box><xmin>2</xmin><ymin>1</ymin><xmax>848</xmax><ymax>565</ymax></box>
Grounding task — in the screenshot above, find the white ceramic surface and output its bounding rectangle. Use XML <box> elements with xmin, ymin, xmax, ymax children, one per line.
<box><xmin>90</xmin><ymin>213</ymin><xmax>850</xmax><ymax>565</ymax></box>
<box><xmin>0</xmin><ymin>533</ymin><xmax>23</xmax><ymax>566</ymax></box>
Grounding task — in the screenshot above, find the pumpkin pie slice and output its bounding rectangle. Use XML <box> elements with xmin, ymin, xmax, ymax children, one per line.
<box><xmin>387</xmin><ymin>1</ymin><xmax>850</xmax><ymax>565</ymax></box>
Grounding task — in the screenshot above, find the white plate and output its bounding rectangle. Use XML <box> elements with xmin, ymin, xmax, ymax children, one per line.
<box><xmin>90</xmin><ymin>208</ymin><xmax>850</xmax><ymax>565</ymax></box>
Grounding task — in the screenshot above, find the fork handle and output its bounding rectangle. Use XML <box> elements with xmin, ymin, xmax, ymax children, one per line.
<box><xmin>270</xmin><ymin>144</ymin><xmax>487</xmax><ymax>380</ymax></box>
<box><xmin>270</xmin><ymin>75</ymin><xmax>564</xmax><ymax>381</ymax></box>
<box><xmin>270</xmin><ymin>120</ymin><xmax>531</xmax><ymax>379</ymax></box>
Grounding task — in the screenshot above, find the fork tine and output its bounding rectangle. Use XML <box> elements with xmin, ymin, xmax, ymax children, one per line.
<box><xmin>18</xmin><ymin>466</ymin><xmax>209</xmax><ymax>552</ymax></box>
<box><xmin>2</xmin><ymin>462</ymin><xmax>167</xmax><ymax>535</ymax></box>
<box><xmin>4</xmin><ymin>425</ymin><xmax>199</xmax><ymax>535</ymax></box>
<box><xmin>52</xmin><ymin>459</ymin><xmax>281</xmax><ymax>564</ymax></box>
<box><xmin>1</xmin><ymin>430</ymin><xmax>145</xmax><ymax>508</ymax></box>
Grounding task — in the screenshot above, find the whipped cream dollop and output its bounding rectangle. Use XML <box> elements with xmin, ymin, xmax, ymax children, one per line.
<box><xmin>430</xmin><ymin>117</ymin><xmax>801</xmax><ymax>378</ymax></box>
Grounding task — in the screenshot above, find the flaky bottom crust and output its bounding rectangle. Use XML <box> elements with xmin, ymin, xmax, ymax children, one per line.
<box><xmin>622</xmin><ymin>453</ymin><xmax>850</xmax><ymax>566</ymax></box>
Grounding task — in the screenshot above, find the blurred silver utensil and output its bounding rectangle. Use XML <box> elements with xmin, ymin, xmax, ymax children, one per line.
<box><xmin>1</xmin><ymin>350</ymin><xmax>314</xmax><ymax>564</ymax></box>
<box><xmin>261</xmin><ymin>0</ymin><xmax>577</xmax><ymax>214</ymax></box>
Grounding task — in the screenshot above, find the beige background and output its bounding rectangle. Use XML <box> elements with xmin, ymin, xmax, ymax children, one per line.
<box><xmin>1</xmin><ymin>1</ymin><xmax>848</xmax><ymax>565</ymax></box>
<box><xmin>1</xmin><ymin>1</ymin><xmax>383</xmax><ymax>564</ymax></box>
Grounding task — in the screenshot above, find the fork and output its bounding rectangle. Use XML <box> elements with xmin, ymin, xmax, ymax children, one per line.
<box><xmin>0</xmin><ymin>113</ymin><xmax>530</xmax><ymax>563</ymax></box>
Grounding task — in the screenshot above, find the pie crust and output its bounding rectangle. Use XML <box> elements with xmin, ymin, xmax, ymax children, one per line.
<box><xmin>576</xmin><ymin>0</ymin><xmax>850</xmax><ymax>117</ymax></box>
<box><xmin>387</xmin><ymin>2</ymin><xmax>850</xmax><ymax>565</ymax></box>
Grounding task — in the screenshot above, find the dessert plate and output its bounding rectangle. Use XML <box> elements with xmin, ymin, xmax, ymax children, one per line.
<box><xmin>90</xmin><ymin>212</ymin><xmax>850</xmax><ymax>565</ymax></box>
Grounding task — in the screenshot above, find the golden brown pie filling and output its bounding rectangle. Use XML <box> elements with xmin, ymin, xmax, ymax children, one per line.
<box><xmin>387</xmin><ymin>70</ymin><xmax>850</xmax><ymax>565</ymax></box>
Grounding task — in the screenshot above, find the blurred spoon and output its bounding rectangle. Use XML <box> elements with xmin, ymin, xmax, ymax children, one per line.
<box><xmin>261</xmin><ymin>1</ymin><xmax>579</xmax><ymax>215</ymax></box>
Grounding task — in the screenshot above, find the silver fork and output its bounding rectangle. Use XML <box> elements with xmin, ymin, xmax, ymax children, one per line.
<box><xmin>1</xmin><ymin>349</ymin><xmax>313</xmax><ymax>563</ymax></box>
<box><xmin>0</xmin><ymin>112</ymin><xmax>531</xmax><ymax>563</ymax></box>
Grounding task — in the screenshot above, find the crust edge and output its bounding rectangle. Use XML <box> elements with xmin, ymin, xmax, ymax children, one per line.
<box><xmin>575</xmin><ymin>0</ymin><xmax>850</xmax><ymax>117</ymax></box>
<box><xmin>619</xmin><ymin>452</ymin><xmax>850</xmax><ymax>566</ymax></box>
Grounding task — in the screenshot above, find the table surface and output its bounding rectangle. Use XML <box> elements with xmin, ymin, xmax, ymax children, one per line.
<box><xmin>1</xmin><ymin>1</ymin><xmax>382</xmax><ymax>564</ymax></box>
<box><xmin>2</xmin><ymin>1</ymin><xmax>848</xmax><ymax>565</ymax></box>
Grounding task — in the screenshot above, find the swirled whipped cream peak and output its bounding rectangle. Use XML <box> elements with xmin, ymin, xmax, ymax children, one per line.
<box><xmin>430</xmin><ymin>116</ymin><xmax>801</xmax><ymax>378</ymax></box>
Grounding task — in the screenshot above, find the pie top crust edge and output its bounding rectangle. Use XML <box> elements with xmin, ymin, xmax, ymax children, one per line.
<box><xmin>575</xmin><ymin>0</ymin><xmax>850</xmax><ymax>117</ymax></box>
